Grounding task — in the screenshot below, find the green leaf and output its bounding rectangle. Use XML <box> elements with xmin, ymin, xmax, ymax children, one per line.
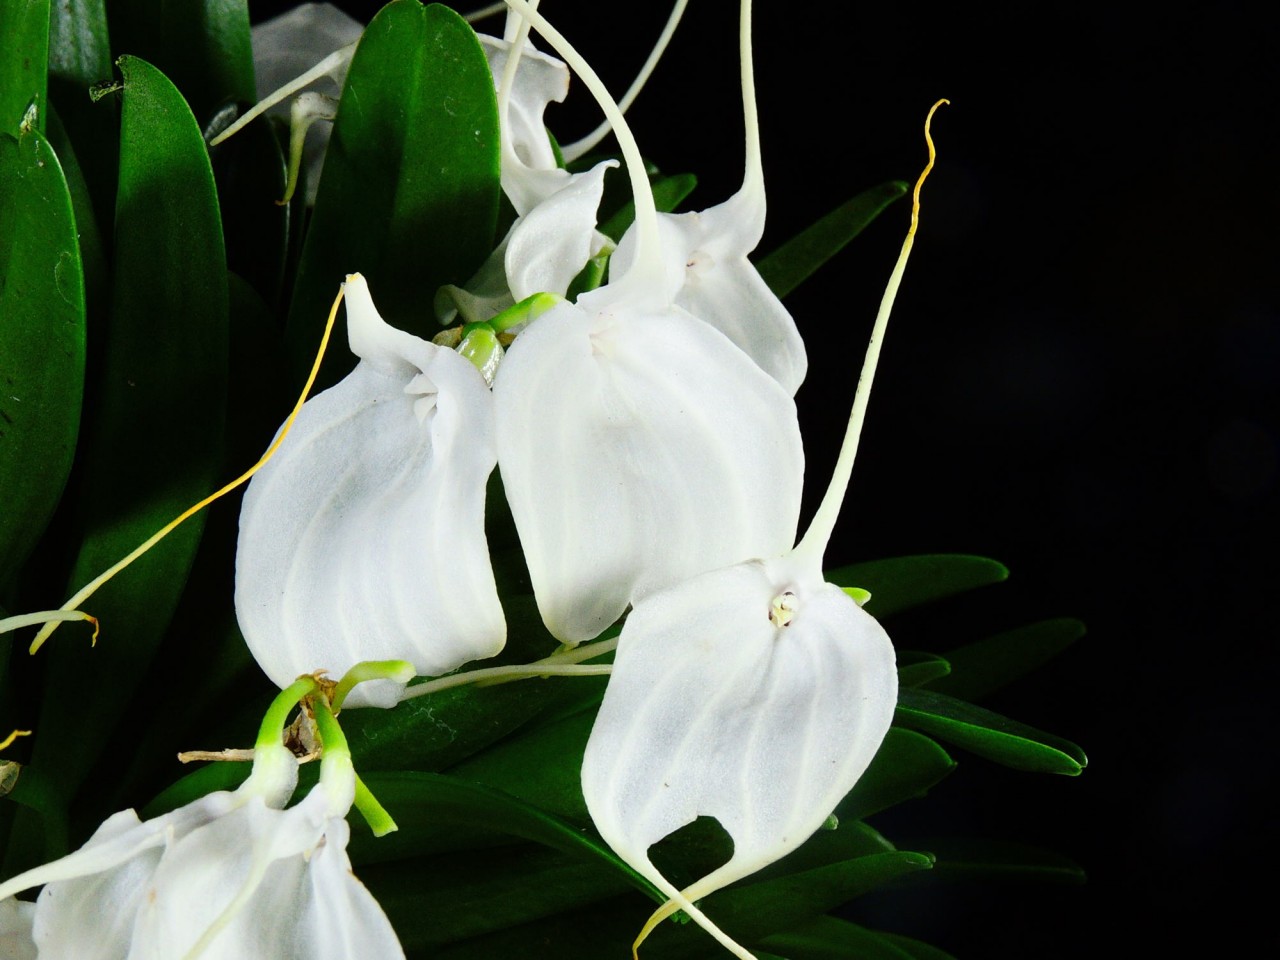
<box><xmin>930</xmin><ymin>618</ymin><xmax>1086</xmax><ymax>701</ymax></box>
<box><xmin>895</xmin><ymin>689</ymin><xmax>1087</xmax><ymax>775</ymax></box>
<box><xmin>0</xmin><ymin>128</ymin><xmax>86</xmax><ymax>587</ymax></box>
<box><xmin>762</xmin><ymin>917</ymin><xmax>921</xmax><ymax>960</ymax></box>
<box><xmin>897</xmin><ymin>650</ymin><xmax>952</xmax><ymax>687</ymax></box>
<box><xmin>363</xmin><ymin>843</ymin><xmax>637</xmax><ymax>951</ymax></box>
<box><xmin>104</xmin><ymin>0</ymin><xmax>255</xmax><ymax>122</ymax></box>
<box><xmin>757</xmin><ymin>180</ymin><xmax>909</xmax><ymax>298</ymax></box>
<box><xmin>876</xmin><ymin>931</ymin><xmax>959</xmax><ymax>960</ymax></box>
<box><xmin>827</xmin><ymin>554</ymin><xmax>1009</xmax><ymax>618</ymax></box>
<box><xmin>286</xmin><ymin>0</ymin><xmax>501</xmax><ymax>391</ymax></box>
<box><xmin>918</xmin><ymin>838</ymin><xmax>1086</xmax><ymax>884</ymax></box>
<box><xmin>348</xmin><ymin>772</ymin><xmax>657</xmax><ymax>896</ymax></box>
<box><xmin>836</xmin><ymin>728</ymin><xmax>956</xmax><ymax>822</ymax></box>
<box><xmin>25</xmin><ymin>52</ymin><xmax>228</xmax><ymax>807</ymax></box>
<box><xmin>598</xmin><ymin>171</ymin><xmax>699</xmax><ymax>242</ymax></box>
<box><xmin>644</xmin><ymin>850</ymin><xmax>935</xmax><ymax>959</ymax></box>
<box><xmin>0</xmin><ymin>0</ymin><xmax>49</xmax><ymax>136</ymax></box>
<box><xmin>48</xmin><ymin>0</ymin><xmax>111</xmax><ymax>87</ymax></box>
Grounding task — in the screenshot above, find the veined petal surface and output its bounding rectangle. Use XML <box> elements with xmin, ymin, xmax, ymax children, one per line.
<box><xmin>494</xmin><ymin>298</ymin><xmax>803</xmax><ymax>644</ymax></box>
<box><xmin>236</xmin><ymin>278</ymin><xmax>504</xmax><ymax>705</ymax></box>
<box><xmin>581</xmin><ymin>556</ymin><xmax>898</xmax><ymax>901</ymax></box>
<box><xmin>614</xmin><ymin>189</ymin><xmax>807</xmax><ymax>394</ymax></box>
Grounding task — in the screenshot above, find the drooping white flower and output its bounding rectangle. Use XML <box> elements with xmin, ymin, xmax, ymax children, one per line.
<box><xmin>491</xmin><ymin>0</ymin><xmax>804</xmax><ymax>645</ymax></box>
<box><xmin>235</xmin><ymin>274</ymin><xmax>504</xmax><ymax>707</ymax></box>
<box><xmin>579</xmin><ymin>27</ymin><xmax>945</xmax><ymax>960</ymax></box>
<box><xmin>609</xmin><ymin>0</ymin><xmax>806</xmax><ymax>394</ymax></box>
<box><xmin>0</xmin><ymin>723</ymin><xmax>403</xmax><ymax>960</ymax></box>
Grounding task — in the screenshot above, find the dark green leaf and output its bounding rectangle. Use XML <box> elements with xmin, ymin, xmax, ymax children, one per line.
<box><xmin>836</xmin><ymin>728</ymin><xmax>955</xmax><ymax>822</ymax></box>
<box><xmin>762</xmin><ymin>916</ymin><xmax>920</xmax><ymax>960</ymax></box>
<box><xmin>25</xmin><ymin>53</ymin><xmax>227</xmax><ymax>808</ymax></box>
<box><xmin>897</xmin><ymin>650</ymin><xmax>951</xmax><ymax>687</ymax></box>
<box><xmin>827</xmin><ymin>554</ymin><xmax>1008</xmax><ymax>618</ymax></box>
<box><xmin>930</xmin><ymin>618</ymin><xmax>1086</xmax><ymax>701</ymax></box>
<box><xmin>916</xmin><ymin>837</ymin><xmax>1086</xmax><ymax>884</ymax></box>
<box><xmin>598</xmin><ymin>171</ymin><xmax>699</xmax><ymax>242</ymax></box>
<box><xmin>877</xmin><ymin>931</ymin><xmax>959</xmax><ymax>960</ymax></box>
<box><xmin>0</xmin><ymin>0</ymin><xmax>49</xmax><ymax>136</ymax></box>
<box><xmin>896</xmin><ymin>689</ymin><xmax>1087</xmax><ymax>775</ymax></box>
<box><xmin>286</xmin><ymin>0</ymin><xmax>501</xmax><ymax>390</ymax></box>
<box><xmin>364</xmin><ymin>843</ymin><xmax>636</xmax><ymax>951</ymax></box>
<box><xmin>348</xmin><ymin>772</ymin><xmax>657</xmax><ymax>897</ymax></box>
<box><xmin>104</xmin><ymin>0</ymin><xmax>255</xmax><ymax>121</ymax></box>
<box><xmin>643</xmin><ymin>850</ymin><xmax>935</xmax><ymax>959</ymax></box>
<box><xmin>445</xmin><ymin>708</ymin><xmax>595</xmax><ymax>824</ymax></box>
<box><xmin>0</xmin><ymin>128</ymin><xmax>86</xmax><ymax>587</ymax></box>
<box><xmin>48</xmin><ymin>0</ymin><xmax>111</xmax><ymax>87</ymax></box>
<box><xmin>757</xmin><ymin>180</ymin><xmax>908</xmax><ymax>298</ymax></box>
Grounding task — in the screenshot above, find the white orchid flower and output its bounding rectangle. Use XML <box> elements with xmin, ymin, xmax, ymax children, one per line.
<box><xmin>579</xmin><ymin>88</ymin><xmax>946</xmax><ymax>959</ymax></box>
<box><xmin>0</xmin><ymin>684</ymin><xmax>404</xmax><ymax>960</ymax></box>
<box><xmin>491</xmin><ymin>0</ymin><xmax>804</xmax><ymax>645</ymax></box>
<box><xmin>235</xmin><ymin>274</ymin><xmax>504</xmax><ymax>707</ymax></box>
<box><xmin>609</xmin><ymin>0</ymin><xmax>806</xmax><ymax>394</ymax></box>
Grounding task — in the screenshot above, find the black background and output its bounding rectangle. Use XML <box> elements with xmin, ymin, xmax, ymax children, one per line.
<box><xmin>250</xmin><ymin>2</ymin><xmax>1278</xmax><ymax>954</ymax></box>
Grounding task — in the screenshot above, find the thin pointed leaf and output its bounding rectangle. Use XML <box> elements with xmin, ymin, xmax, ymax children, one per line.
<box><xmin>897</xmin><ymin>651</ymin><xmax>951</xmax><ymax>687</ymax></box>
<box><xmin>26</xmin><ymin>53</ymin><xmax>227</xmax><ymax>808</ymax></box>
<box><xmin>0</xmin><ymin>128</ymin><xmax>86</xmax><ymax>587</ymax></box>
<box><xmin>835</xmin><ymin>728</ymin><xmax>956</xmax><ymax>822</ymax></box>
<box><xmin>757</xmin><ymin>180</ymin><xmax>909</xmax><ymax>297</ymax></box>
<box><xmin>918</xmin><ymin>838</ymin><xmax>1086</xmax><ymax>883</ymax></box>
<box><xmin>896</xmin><ymin>689</ymin><xmax>1087</xmax><ymax>775</ymax></box>
<box><xmin>104</xmin><ymin>0</ymin><xmax>255</xmax><ymax>121</ymax></box>
<box><xmin>0</xmin><ymin>0</ymin><xmax>49</xmax><ymax>136</ymax></box>
<box><xmin>286</xmin><ymin>0</ymin><xmax>500</xmax><ymax>390</ymax></box>
<box><xmin>877</xmin><ymin>931</ymin><xmax>959</xmax><ymax>960</ymax></box>
<box><xmin>643</xmin><ymin>850</ymin><xmax>935</xmax><ymax>959</ymax></box>
<box><xmin>827</xmin><ymin>554</ymin><xmax>1009</xmax><ymax>618</ymax></box>
<box><xmin>930</xmin><ymin>618</ymin><xmax>1087</xmax><ymax>701</ymax></box>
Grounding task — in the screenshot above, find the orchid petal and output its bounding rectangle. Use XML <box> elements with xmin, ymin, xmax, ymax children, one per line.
<box><xmin>581</xmin><ymin>555</ymin><xmax>897</xmax><ymax>915</ymax></box>
<box><xmin>612</xmin><ymin>188</ymin><xmax>807</xmax><ymax>394</ymax></box>
<box><xmin>505</xmin><ymin>160</ymin><xmax>616</xmax><ymax>302</ymax></box>
<box><xmin>0</xmin><ymin>900</ymin><xmax>34</xmax><ymax>960</ymax></box>
<box><xmin>478</xmin><ymin>33</ymin><xmax>572</xmax><ymax>215</ymax></box>
<box><xmin>236</xmin><ymin>276</ymin><xmax>504</xmax><ymax>705</ymax></box>
<box><xmin>494</xmin><ymin>296</ymin><xmax>803</xmax><ymax>644</ymax></box>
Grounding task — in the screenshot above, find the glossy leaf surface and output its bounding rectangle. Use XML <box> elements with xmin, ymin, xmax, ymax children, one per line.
<box><xmin>0</xmin><ymin>0</ymin><xmax>49</xmax><ymax>136</ymax></box>
<box><xmin>0</xmin><ymin>128</ymin><xmax>86</xmax><ymax>587</ymax></box>
<box><xmin>931</xmin><ymin>618</ymin><xmax>1087</xmax><ymax>701</ymax></box>
<box><xmin>287</xmin><ymin>0</ymin><xmax>500</xmax><ymax>390</ymax></box>
<box><xmin>896</xmin><ymin>688</ymin><xmax>1087</xmax><ymax>775</ymax></box>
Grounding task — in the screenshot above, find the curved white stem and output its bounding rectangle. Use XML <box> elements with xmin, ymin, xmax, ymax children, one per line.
<box><xmin>792</xmin><ymin>101</ymin><xmax>948</xmax><ymax>572</ymax></box>
<box><xmin>497</xmin><ymin>0</ymin><xmax>537</xmax><ymax>159</ymax></box>
<box><xmin>464</xmin><ymin>1</ymin><xmax>507</xmax><ymax>22</ymax></box>
<box><xmin>501</xmin><ymin>0</ymin><xmax>664</xmax><ymax>295</ymax></box>
<box><xmin>560</xmin><ymin>0</ymin><xmax>688</xmax><ymax>163</ymax></box>
<box><xmin>398</xmin><ymin>662</ymin><xmax>612</xmax><ymax>701</ymax></box>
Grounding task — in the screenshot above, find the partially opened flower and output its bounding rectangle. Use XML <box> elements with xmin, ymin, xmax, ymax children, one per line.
<box><xmin>235</xmin><ymin>274</ymin><xmax>504</xmax><ymax>707</ymax></box>
<box><xmin>0</xmin><ymin>678</ymin><xmax>404</xmax><ymax>959</ymax></box>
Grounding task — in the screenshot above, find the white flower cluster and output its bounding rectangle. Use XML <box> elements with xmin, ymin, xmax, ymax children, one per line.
<box><xmin>1</xmin><ymin>2</ymin><xmax>911</xmax><ymax>957</ymax></box>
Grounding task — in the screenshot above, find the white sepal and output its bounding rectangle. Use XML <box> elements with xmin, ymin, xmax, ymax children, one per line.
<box><xmin>493</xmin><ymin>293</ymin><xmax>803</xmax><ymax>644</ymax></box>
<box><xmin>236</xmin><ymin>276</ymin><xmax>504</xmax><ymax>705</ymax></box>
<box><xmin>581</xmin><ymin>555</ymin><xmax>897</xmax><ymax>910</ymax></box>
<box><xmin>0</xmin><ymin>900</ymin><xmax>34</xmax><ymax>960</ymax></box>
<box><xmin>612</xmin><ymin>188</ymin><xmax>807</xmax><ymax>395</ymax></box>
<box><xmin>477</xmin><ymin>33</ymin><xmax>572</xmax><ymax>216</ymax></box>
<box><xmin>505</xmin><ymin>160</ymin><xmax>616</xmax><ymax>303</ymax></box>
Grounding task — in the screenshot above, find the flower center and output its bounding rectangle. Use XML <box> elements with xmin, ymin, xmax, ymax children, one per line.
<box><xmin>768</xmin><ymin>590</ymin><xmax>797</xmax><ymax>628</ymax></box>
